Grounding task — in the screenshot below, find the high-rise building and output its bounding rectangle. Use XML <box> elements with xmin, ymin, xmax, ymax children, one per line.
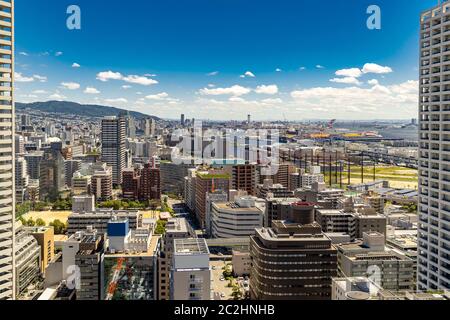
<box><xmin>101</xmin><ymin>116</ymin><xmax>126</xmax><ymax>186</ymax></box>
<box><xmin>232</xmin><ymin>164</ymin><xmax>257</xmax><ymax>196</ymax></box>
<box><xmin>140</xmin><ymin>162</ymin><xmax>161</xmax><ymax>202</ymax></box>
<box><xmin>195</xmin><ymin>170</ymin><xmax>231</xmax><ymax>228</ymax></box>
<box><xmin>180</xmin><ymin>114</ymin><xmax>185</xmax><ymax>126</ymax></box>
<box><xmin>91</xmin><ymin>163</ymin><xmax>113</xmax><ymax>201</ymax></box>
<box><xmin>250</xmin><ymin>220</ymin><xmax>337</xmax><ymax>300</ymax></box>
<box><xmin>418</xmin><ymin>2</ymin><xmax>450</xmax><ymax>291</ymax></box>
<box><xmin>0</xmin><ymin>0</ymin><xmax>15</xmax><ymax>300</ymax></box>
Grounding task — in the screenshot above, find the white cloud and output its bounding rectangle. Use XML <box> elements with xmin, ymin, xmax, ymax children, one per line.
<box><xmin>290</xmin><ymin>80</ymin><xmax>418</xmax><ymax>117</ymax></box>
<box><xmin>330</xmin><ymin>77</ymin><xmax>362</xmax><ymax>85</ymax></box>
<box><xmin>55</xmin><ymin>51</ymin><xmax>63</xmax><ymax>57</ymax></box>
<box><xmin>368</xmin><ymin>79</ymin><xmax>379</xmax><ymax>86</ymax></box>
<box><xmin>105</xmin><ymin>98</ymin><xmax>128</xmax><ymax>104</ymax></box>
<box><xmin>145</xmin><ymin>92</ymin><xmax>169</xmax><ymax>100</ymax></box>
<box><xmin>96</xmin><ymin>71</ymin><xmax>123</xmax><ymax>82</ymax></box>
<box><xmin>33</xmin><ymin>75</ymin><xmax>47</xmax><ymax>82</ymax></box>
<box><xmin>122</xmin><ymin>85</ymin><xmax>132</xmax><ymax>89</ymax></box>
<box><xmin>241</xmin><ymin>71</ymin><xmax>256</xmax><ymax>78</ymax></box>
<box><xmin>15</xmin><ymin>72</ymin><xmax>34</xmax><ymax>82</ymax></box>
<box><xmin>84</xmin><ymin>87</ymin><xmax>100</xmax><ymax>94</ymax></box>
<box><xmin>207</xmin><ymin>71</ymin><xmax>219</xmax><ymax>76</ymax></box>
<box><xmin>199</xmin><ymin>85</ymin><xmax>251</xmax><ymax>97</ymax></box>
<box><xmin>362</xmin><ymin>63</ymin><xmax>393</xmax><ymax>74</ymax></box>
<box><xmin>96</xmin><ymin>71</ymin><xmax>158</xmax><ymax>86</ymax></box>
<box><xmin>275</xmin><ymin>68</ymin><xmax>282</xmax><ymax>72</ymax></box>
<box><xmin>49</xmin><ymin>93</ymin><xmax>66</xmax><ymax>100</ymax></box>
<box><xmin>19</xmin><ymin>52</ymin><xmax>28</xmax><ymax>56</ymax></box>
<box><xmin>72</xmin><ymin>63</ymin><xmax>81</xmax><ymax>68</ymax></box>
<box><xmin>316</xmin><ymin>65</ymin><xmax>325</xmax><ymax>69</ymax></box>
<box><xmin>335</xmin><ymin>68</ymin><xmax>363</xmax><ymax>78</ymax></box>
<box><xmin>122</xmin><ymin>75</ymin><xmax>158</xmax><ymax>86</ymax></box>
<box><xmin>255</xmin><ymin>84</ymin><xmax>279</xmax><ymax>95</ymax></box>
<box><xmin>61</xmin><ymin>82</ymin><xmax>80</xmax><ymax>90</ymax></box>
<box><xmin>32</xmin><ymin>90</ymin><xmax>48</xmax><ymax>94</ymax></box>
<box><xmin>299</xmin><ymin>67</ymin><xmax>306</xmax><ymax>71</ymax></box>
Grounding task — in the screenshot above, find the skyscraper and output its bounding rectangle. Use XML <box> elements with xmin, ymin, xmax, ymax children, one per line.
<box><xmin>101</xmin><ymin>116</ymin><xmax>126</xmax><ymax>186</ymax></box>
<box><xmin>0</xmin><ymin>0</ymin><xmax>15</xmax><ymax>300</ymax></box>
<box><xmin>419</xmin><ymin>2</ymin><xmax>450</xmax><ymax>291</ymax></box>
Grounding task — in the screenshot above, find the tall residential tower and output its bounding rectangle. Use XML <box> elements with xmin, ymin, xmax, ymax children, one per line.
<box><xmin>101</xmin><ymin>116</ymin><xmax>126</xmax><ymax>186</ymax></box>
<box><xmin>0</xmin><ymin>0</ymin><xmax>15</xmax><ymax>300</ymax></box>
<box><xmin>419</xmin><ymin>1</ymin><xmax>450</xmax><ymax>291</ymax></box>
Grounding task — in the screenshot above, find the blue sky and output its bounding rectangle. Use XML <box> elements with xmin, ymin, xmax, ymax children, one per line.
<box><xmin>14</xmin><ymin>0</ymin><xmax>440</xmax><ymax>120</ymax></box>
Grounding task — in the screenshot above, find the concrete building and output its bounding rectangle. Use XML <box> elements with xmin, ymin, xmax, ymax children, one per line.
<box><xmin>67</xmin><ymin>209</ymin><xmax>142</xmax><ymax>235</ymax></box>
<box><xmin>184</xmin><ymin>168</ymin><xmax>197</xmax><ymax>212</ymax></box>
<box><xmin>72</xmin><ymin>195</ymin><xmax>96</xmax><ymax>214</ymax></box>
<box><xmin>250</xmin><ymin>220</ymin><xmax>338</xmax><ymax>300</ymax></box>
<box><xmin>332</xmin><ymin>277</ymin><xmax>382</xmax><ymax>300</ymax></box>
<box><xmin>27</xmin><ymin>226</ymin><xmax>54</xmax><ymax>273</ymax></box>
<box><xmin>39</xmin><ymin>145</ymin><xmax>66</xmax><ymax>200</ymax></box>
<box><xmin>15</xmin><ymin>222</ymin><xmax>41</xmax><ymax>298</ymax></box>
<box><xmin>15</xmin><ymin>156</ymin><xmax>29</xmax><ymax>204</ymax></box>
<box><xmin>336</xmin><ymin>232</ymin><xmax>415</xmax><ymax>291</ymax></box>
<box><xmin>205</xmin><ymin>191</ymin><xmax>229</xmax><ymax>237</ymax></box>
<box><xmin>211</xmin><ymin>197</ymin><xmax>264</xmax><ymax>238</ymax></box>
<box><xmin>257</xmin><ymin>179</ymin><xmax>294</xmax><ymax>199</ymax></box>
<box><xmin>157</xmin><ymin>218</ymin><xmax>194</xmax><ymax>300</ymax></box>
<box><xmin>71</xmin><ymin>171</ymin><xmax>91</xmax><ymax>196</ymax></box>
<box><xmin>170</xmin><ymin>238</ymin><xmax>211</xmax><ymax>301</ymax></box>
<box><xmin>91</xmin><ymin>163</ymin><xmax>113</xmax><ymax>201</ymax></box>
<box><xmin>232</xmin><ymin>249</ymin><xmax>251</xmax><ymax>277</ymax></box>
<box><xmin>24</xmin><ymin>151</ymin><xmax>43</xmax><ymax>180</ymax></box>
<box><xmin>195</xmin><ymin>170</ymin><xmax>231</xmax><ymax>228</ymax></box>
<box><xmin>101</xmin><ymin>116</ymin><xmax>126</xmax><ymax>186</ymax></box>
<box><xmin>0</xmin><ymin>0</ymin><xmax>15</xmax><ymax>300</ymax></box>
<box><xmin>64</xmin><ymin>159</ymin><xmax>81</xmax><ymax>187</ymax></box>
<box><xmin>75</xmin><ymin>228</ymin><xmax>105</xmax><ymax>300</ymax></box>
<box><xmin>418</xmin><ymin>2</ymin><xmax>450</xmax><ymax>291</ymax></box>
<box><xmin>232</xmin><ymin>164</ymin><xmax>257</xmax><ymax>196</ymax></box>
<box><xmin>160</xmin><ymin>161</ymin><xmax>194</xmax><ymax>196</ymax></box>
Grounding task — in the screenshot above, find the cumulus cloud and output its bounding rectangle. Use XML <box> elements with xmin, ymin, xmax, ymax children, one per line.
<box><xmin>15</xmin><ymin>72</ymin><xmax>34</xmax><ymax>82</ymax></box>
<box><xmin>96</xmin><ymin>71</ymin><xmax>158</xmax><ymax>86</ymax></box>
<box><xmin>290</xmin><ymin>80</ymin><xmax>418</xmax><ymax>117</ymax></box>
<box><xmin>316</xmin><ymin>65</ymin><xmax>325</xmax><ymax>69</ymax></box>
<box><xmin>49</xmin><ymin>93</ymin><xmax>66</xmax><ymax>100</ymax></box>
<box><xmin>145</xmin><ymin>92</ymin><xmax>169</xmax><ymax>100</ymax></box>
<box><xmin>335</xmin><ymin>68</ymin><xmax>363</xmax><ymax>78</ymax></box>
<box><xmin>72</xmin><ymin>63</ymin><xmax>81</xmax><ymax>68</ymax></box>
<box><xmin>33</xmin><ymin>75</ymin><xmax>47</xmax><ymax>82</ymax></box>
<box><xmin>105</xmin><ymin>98</ymin><xmax>128</xmax><ymax>104</ymax></box>
<box><xmin>96</xmin><ymin>71</ymin><xmax>123</xmax><ymax>82</ymax></box>
<box><xmin>330</xmin><ymin>77</ymin><xmax>362</xmax><ymax>85</ymax></box>
<box><xmin>207</xmin><ymin>71</ymin><xmax>219</xmax><ymax>76</ymax></box>
<box><xmin>368</xmin><ymin>79</ymin><xmax>379</xmax><ymax>86</ymax></box>
<box><xmin>255</xmin><ymin>84</ymin><xmax>279</xmax><ymax>95</ymax></box>
<box><xmin>61</xmin><ymin>82</ymin><xmax>80</xmax><ymax>90</ymax></box>
<box><xmin>275</xmin><ymin>68</ymin><xmax>282</xmax><ymax>72</ymax></box>
<box><xmin>199</xmin><ymin>85</ymin><xmax>251</xmax><ymax>97</ymax></box>
<box><xmin>362</xmin><ymin>63</ymin><xmax>393</xmax><ymax>74</ymax></box>
<box><xmin>84</xmin><ymin>87</ymin><xmax>100</xmax><ymax>94</ymax></box>
<box><xmin>240</xmin><ymin>71</ymin><xmax>256</xmax><ymax>78</ymax></box>
<box><xmin>19</xmin><ymin>52</ymin><xmax>28</xmax><ymax>56</ymax></box>
<box><xmin>55</xmin><ymin>51</ymin><xmax>63</xmax><ymax>57</ymax></box>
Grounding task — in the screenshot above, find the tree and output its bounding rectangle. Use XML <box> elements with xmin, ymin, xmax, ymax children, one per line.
<box><xmin>231</xmin><ymin>286</ymin><xmax>243</xmax><ymax>300</ymax></box>
<box><xmin>50</xmin><ymin>219</ymin><xmax>67</xmax><ymax>235</ymax></box>
<box><xmin>26</xmin><ymin>218</ymin><xmax>36</xmax><ymax>227</ymax></box>
<box><xmin>154</xmin><ymin>220</ymin><xmax>167</xmax><ymax>235</ymax></box>
<box><xmin>36</xmin><ymin>218</ymin><xmax>46</xmax><ymax>227</ymax></box>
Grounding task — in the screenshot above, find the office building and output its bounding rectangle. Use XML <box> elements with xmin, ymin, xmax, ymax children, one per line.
<box><xmin>232</xmin><ymin>164</ymin><xmax>257</xmax><ymax>196</ymax></box>
<box><xmin>195</xmin><ymin>170</ymin><xmax>231</xmax><ymax>228</ymax></box>
<box><xmin>27</xmin><ymin>226</ymin><xmax>54</xmax><ymax>273</ymax></box>
<box><xmin>250</xmin><ymin>219</ymin><xmax>338</xmax><ymax>300</ymax></box>
<box><xmin>91</xmin><ymin>163</ymin><xmax>113</xmax><ymax>201</ymax></box>
<box><xmin>101</xmin><ymin>116</ymin><xmax>126</xmax><ymax>186</ymax></box>
<box><xmin>336</xmin><ymin>232</ymin><xmax>415</xmax><ymax>291</ymax></box>
<box><xmin>211</xmin><ymin>196</ymin><xmax>264</xmax><ymax>238</ymax></box>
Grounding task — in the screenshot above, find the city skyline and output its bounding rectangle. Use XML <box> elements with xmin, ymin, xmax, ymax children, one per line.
<box><xmin>13</xmin><ymin>0</ymin><xmax>439</xmax><ymax>121</ymax></box>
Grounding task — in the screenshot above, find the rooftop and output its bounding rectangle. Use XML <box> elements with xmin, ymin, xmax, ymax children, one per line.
<box><xmin>174</xmin><ymin>238</ymin><xmax>209</xmax><ymax>255</ymax></box>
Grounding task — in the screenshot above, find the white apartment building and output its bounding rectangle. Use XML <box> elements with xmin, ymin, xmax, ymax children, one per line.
<box><xmin>0</xmin><ymin>0</ymin><xmax>14</xmax><ymax>300</ymax></box>
<box><xmin>419</xmin><ymin>1</ymin><xmax>450</xmax><ymax>291</ymax></box>
<box><xmin>170</xmin><ymin>238</ymin><xmax>211</xmax><ymax>301</ymax></box>
<box><xmin>211</xmin><ymin>197</ymin><xmax>264</xmax><ymax>238</ymax></box>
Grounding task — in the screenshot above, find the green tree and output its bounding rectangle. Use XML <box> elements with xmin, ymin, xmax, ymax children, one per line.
<box><xmin>50</xmin><ymin>219</ymin><xmax>67</xmax><ymax>235</ymax></box>
<box><xmin>36</xmin><ymin>218</ymin><xmax>46</xmax><ymax>227</ymax></box>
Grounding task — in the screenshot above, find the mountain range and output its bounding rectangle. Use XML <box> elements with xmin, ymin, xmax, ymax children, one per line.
<box><xmin>16</xmin><ymin>101</ymin><xmax>160</xmax><ymax>120</ymax></box>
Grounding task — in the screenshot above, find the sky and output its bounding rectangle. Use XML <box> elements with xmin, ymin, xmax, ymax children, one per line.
<box><xmin>14</xmin><ymin>0</ymin><xmax>442</xmax><ymax>121</ymax></box>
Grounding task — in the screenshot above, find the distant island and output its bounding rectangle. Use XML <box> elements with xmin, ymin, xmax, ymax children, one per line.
<box><xmin>16</xmin><ymin>101</ymin><xmax>160</xmax><ymax>120</ymax></box>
